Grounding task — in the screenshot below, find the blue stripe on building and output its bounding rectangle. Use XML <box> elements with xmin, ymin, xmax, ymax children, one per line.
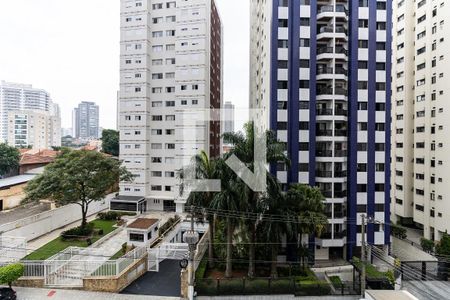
<box><xmin>287</xmin><ymin>0</ymin><xmax>300</xmax><ymax>185</ymax></box>
<box><xmin>309</xmin><ymin>0</ymin><xmax>317</xmax><ymax>187</ymax></box>
<box><xmin>347</xmin><ymin>0</ymin><xmax>359</xmax><ymax>260</ymax></box>
<box><xmin>270</xmin><ymin>0</ymin><xmax>280</xmax><ymax>176</ymax></box>
<box><xmin>367</xmin><ymin>0</ymin><xmax>377</xmax><ymax>245</ymax></box>
<box><xmin>385</xmin><ymin>0</ymin><xmax>392</xmax><ymax>245</ymax></box>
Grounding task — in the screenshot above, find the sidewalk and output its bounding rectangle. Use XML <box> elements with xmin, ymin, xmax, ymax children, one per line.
<box><xmin>11</xmin><ymin>287</ymin><xmax>178</xmax><ymax>300</ymax></box>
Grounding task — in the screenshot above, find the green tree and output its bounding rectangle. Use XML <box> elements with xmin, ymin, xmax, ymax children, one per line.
<box><xmin>210</xmin><ymin>158</ymin><xmax>247</xmax><ymax>278</ymax></box>
<box><xmin>260</xmin><ymin>179</ymin><xmax>293</xmax><ymax>278</ymax></box>
<box><xmin>286</xmin><ymin>184</ymin><xmax>328</xmax><ymax>266</ymax></box>
<box><xmin>420</xmin><ymin>238</ymin><xmax>435</xmax><ymax>253</ymax></box>
<box><xmin>0</xmin><ymin>143</ymin><xmax>20</xmax><ymax>177</ymax></box>
<box><xmin>24</xmin><ymin>150</ymin><xmax>133</xmax><ymax>229</ymax></box>
<box><xmin>436</xmin><ymin>233</ymin><xmax>450</xmax><ymax>256</ymax></box>
<box><xmin>101</xmin><ymin>129</ymin><xmax>120</xmax><ymax>157</ymax></box>
<box><xmin>0</xmin><ymin>263</ymin><xmax>24</xmax><ymax>288</ymax></box>
<box><xmin>223</xmin><ymin>122</ymin><xmax>289</xmax><ymax>278</ymax></box>
<box><xmin>179</xmin><ymin>150</ymin><xmax>219</xmax><ymax>268</ymax></box>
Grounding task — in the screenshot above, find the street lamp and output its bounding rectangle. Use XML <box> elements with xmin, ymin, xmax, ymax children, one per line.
<box><xmin>183</xmin><ymin>206</ymin><xmax>199</xmax><ymax>300</ymax></box>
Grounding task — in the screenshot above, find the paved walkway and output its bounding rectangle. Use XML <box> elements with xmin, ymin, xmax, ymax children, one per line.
<box><xmin>122</xmin><ymin>260</ymin><xmax>181</xmax><ymax>297</ymax></box>
<box><xmin>9</xmin><ymin>287</ymin><xmax>178</xmax><ymax>300</ymax></box>
<box><xmin>0</xmin><ymin>203</ymin><xmax>50</xmax><ymax>225</ymax></box>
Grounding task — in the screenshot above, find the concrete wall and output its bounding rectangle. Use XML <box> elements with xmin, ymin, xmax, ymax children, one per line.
<box><xmin>0</xmin><ymin>195</ymin><xmax>111</xmax><ymax>241</ymax></box>
<box><xmin>83</xmin><ymin>254</ymin><xmax>147</xmax><ymax>293</ymax></box>
<box><xmin>0</xmin><ymin>182</ymin><xmax>27</xmax><ymax>210</ymax></box>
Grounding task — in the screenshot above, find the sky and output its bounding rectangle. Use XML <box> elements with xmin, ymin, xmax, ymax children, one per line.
<box><xmin>0</xmin><ymin>0</ymin><xmax>249</xmax><ymax>130</ymax></box>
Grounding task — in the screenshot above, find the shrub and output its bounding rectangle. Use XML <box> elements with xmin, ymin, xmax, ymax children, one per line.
<box><xmin>61</xmin><ymin>223</ymin><xmax>94</xmax><ymax>241</ymax></box>
<box><xmin>98</xmin><ymin>211</ymin><xmax>121</xmax><ymax>221</ymax></box>
<box><xmin>421</xmin><ymin>238</ymin><xmax>435</xmax><ymax>253</ymax></box>
<box><xmin>196</xmin><ymin>259</ymin><xmax>208</xmax><ymax>279</ymax></box>
<box><xmin>158</xmin><ymin>215</ymin><xmax>181</xmax><ymax>236</ymax></box>
<box><xmin>0</xmin><ymin>263</ymin><xmax>24</xmax><ymax>288</ymax></box>
<box><xmin>391</xmin><ymin>224</ymin><xmax>407</xmax><ymax>239</ymax></box>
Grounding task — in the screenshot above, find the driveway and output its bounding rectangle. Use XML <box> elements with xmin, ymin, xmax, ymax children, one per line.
<box><xmin>121</xmin><ymin>260</ymin><xmax>181</xmax><ymax>297</ymax></box>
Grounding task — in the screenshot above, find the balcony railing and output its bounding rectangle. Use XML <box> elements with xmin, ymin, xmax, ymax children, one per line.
<box><xmin>335</xmin><ymin>67</ymin><xmax>347</xmax><ymax>75</ymax></box>
<box><xmin>318</xmin><ymin>5</ymin><xmax>334</xmax><ymax>13</ymax></box>
<box><xmin>316</xmin><ymin>108</ymin><xmax>333</xmax><ymax>116</ymax></box>
<box><xmin>317</xmin><ymin>67</ymin><xmax>334</xmax><ymax>75</ymax></box>
<box><xmin>317</xmin><ymin>129</ymin><xmax>333</xmax><ymax>136</ymax></box>
<box><xmin>334</xmin><ymin>211</ymin><xmax>346</xmax><ymax>219</ymax></box>
<box><xmin>335</xmin><ymin>150</ymin><xmax>347</xmax><ymax>157</ymax></box>
<box><xmin>334</xmin><ymin>230</ymin><xmax>348</xmax><ymax>239</ymax></box>
<box><xmin>316</xmin><ymin>170</ymin><xmax>333</xmax><ymax>178</ymax></box>
<box><xmin>334</xmin><ymin>170</ymin><xmax>348</xmax><ymax>177</ymax></box>
<box><xmin>317</xmin><ymin>47</ymin><xmax>334</xmax><ymax>55</ymax></box>
<box><xmin>316</xmin><ymin>150</ymin><xmax>333</xmax><ymax>157</ymax></box>
<box><xmin>334</xmin><ymin>190</ymin><xmax>347</xmax><ymax>198</ymax></box>
<box><xmin>335</xmin><ymin>88</ymin><xmax>348</xmax><ymax>95</ymax></box>
<box><xmin>317</xmin><ymin>88</ymin><xmax>333</xmax><ymax>95</ymax></box>
<box><xmin>319</xmin><ymin>26</ymin><xmax>334</xmax><ymax>34</ymax></box>
<box><xmin>335</xmin><ymin>108</ymin><xmax>348</xmax><ymax>116</ymax></box>
<box><xmin>335</xmin><ymin>129</ymin><xmax>347</xmax><ymax>137</ymax></box>
<box><xmin>322</xmin><ymin>191</ymin><xmax>332</xmax><ymax>198</ymax></box>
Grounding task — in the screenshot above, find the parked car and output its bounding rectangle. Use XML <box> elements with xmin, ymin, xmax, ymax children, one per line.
<box><xmin>0</xmin><ymin>288</ymin><xmax>16</xmax><ymax>300</ymax></box>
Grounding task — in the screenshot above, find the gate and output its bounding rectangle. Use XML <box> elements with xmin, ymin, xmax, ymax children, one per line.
<box><xmin>148</xmin><ymin>243</ymin><xmax>189</xmax><ymax>272</ymax></box>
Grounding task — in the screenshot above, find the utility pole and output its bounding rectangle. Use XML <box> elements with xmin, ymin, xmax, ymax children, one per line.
<box><xmin>361</xmin><ymin>214</ymin><xmax>366</xmax><ymax>298</ymax></box>
<box><xmin>183</xmin><ymin>205</ymin><xmax>199</xmax><ymax>300</ymax></box>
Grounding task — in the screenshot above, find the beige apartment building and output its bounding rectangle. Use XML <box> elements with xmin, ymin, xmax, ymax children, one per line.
<box><xmin>391</xmin><ymin>0</ymin><xmax>450</xmax><ymax>241</ymax></box>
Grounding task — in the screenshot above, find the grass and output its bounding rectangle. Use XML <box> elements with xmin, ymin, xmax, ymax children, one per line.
<box><xmin>352</xmin><ymin>257</ymin><xmax>388</xmax><ymax>279</ymax></box>
<box><xmin>329</xmin><ymin>275</ymin><xmax>342</xmax><ymax>288</ymax></box>
<box><xmin>24</xmin><ymin>219</ymin><xmax>117</xmax><ymax>260</ymax></box>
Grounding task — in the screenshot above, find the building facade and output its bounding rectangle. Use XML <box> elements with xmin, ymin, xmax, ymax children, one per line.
<box><xmin>72</xmin><ymin>101</ymin><xmax>100</xmax><ymax>140</ymax></box>
<box><xmin>250</xmin><ymin>0</ymin><xmax>391</xmax><ymax>260</ymax></box>
<box><xmin>223</xmin><ymin>101</ymin><xmax>235</xmax><ymax>134</ymax></box>
<box><xmin>391</xmin><ymin>0</ymin><xmax>449</xmax><ymax>241</ymax></box>
<box><xmin>7</xmin><ymin>110</ymin><xmax>61</xmax><ymax>149</ymax></box>
<box><xmin>0</xmin><ymin>81</ymin><xmax>53</xmax><ymax>143</ymax></box>
<box><xmin>118</xmin><ymin>0</ymin><xmax>222</xmax><ymax>213</ymax></box>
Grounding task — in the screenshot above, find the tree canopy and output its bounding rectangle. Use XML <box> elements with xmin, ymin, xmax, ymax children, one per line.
<box><xmin>24</xmin><ymin>149</ymin><xmax>133</xmax><ymax>228</ymax></box>
<box><xmin>0</xmin><ymin>263</ymin><xmax>24</xmax><ymax>288</ymax></box>
<box><xmin>101</xmin><ymin>129</ymin><xmax>120</xmax><ymax>157</ymax></box>
<box><xmin>0</xmin><ymin>143</ymin><xmax>20</xmax><ymax>176</ymax></box>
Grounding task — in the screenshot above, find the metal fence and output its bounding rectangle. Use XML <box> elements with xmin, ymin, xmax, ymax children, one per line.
<box><xmin>196</xmin><ymin>277</ymin><xmax>332</xmax><ymax>297</ymax></box>
<box><xmin>0</xmin><ymin>261</ymin><xmax>45</xmax><ymax>277</ymax></box>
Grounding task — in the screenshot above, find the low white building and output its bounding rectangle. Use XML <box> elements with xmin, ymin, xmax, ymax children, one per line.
<box><xmin>126</xmin><ymin>218</ymin><xmax>160</xmax><ymax>247</ymax></box>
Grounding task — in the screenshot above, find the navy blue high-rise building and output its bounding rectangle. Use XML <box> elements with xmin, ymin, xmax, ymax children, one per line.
<box><xmin>250</xmin><ymin>0</ymin><xmax>391</xmax><ymax>260</ymax></box>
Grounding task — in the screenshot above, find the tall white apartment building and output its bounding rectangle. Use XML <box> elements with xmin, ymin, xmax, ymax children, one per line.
<box><xmin>7</xmin><ymin>110</ymin><xmax>61</xmax><ymax>149</ymax></box>
<box><xmin>391</xmin><ymin>0</ymin><xmax>450</xmax><ymax>241</ymax></box>
<box><xmin>223</xmin><ymin>101</ymin><xmax>235</xmax><ymax>134</ymax></box>
<box><xmin>118</xmin><ymin>0</ymin><xmax>222</xmax><ymax>213</ymax></box>
<box><xmin>0</xmin><ymin>81</ymin><xmax>53</xmax><ymax>143</ymax></box>
<box><xmin>250</xmin><ymin>0</ymin><xmax>392</xmax><ymax>260</ymax></box>
<box><xmin>72</xmin><ymin>101</ymin><xmax>100</xmax><ymax>140</ymax></box>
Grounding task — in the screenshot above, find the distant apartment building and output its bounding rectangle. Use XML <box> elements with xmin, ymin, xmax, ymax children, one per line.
<box><xmin>391</xmin><ymin>0</ymin><xmax>449</xmax><ymax>241</ymax></box>
<box><xmin>72</xmin><ymin>101</ymin><xmax>100</xmax><ymax>139</ymax></box>
<box><xmin>7</xmin><ymin>110</ymin><xmax>61</xmax><ymax>149</ymax></box>
<box><xmin>223</xmin><ymin>101</ymin><xmax>235</xmax><ymax>134</ymax></box>
<box><xmin>0</xmin><ymin>81</ymin><xmax>53</xmax><ymax>143</ymax></box>
<box><xmin>250</xmin><ymin>0</ymin><xmax>392</xmax><ymax>260</ymax></box>
<box><xmin>118</xmin><ymin>0</ymin><xmax>222</xmax><ymax>213</ymax></box>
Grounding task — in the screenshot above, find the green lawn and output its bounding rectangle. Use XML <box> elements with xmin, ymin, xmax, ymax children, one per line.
<box><xmin>352</xmin><ymin>257</ymin><xmax>387</xmax><ymax>279</ymax></box>
<box><xmin>25</xmin><ymin>220</ymin><xmax>117</xmax><ymax>260</ymax></box>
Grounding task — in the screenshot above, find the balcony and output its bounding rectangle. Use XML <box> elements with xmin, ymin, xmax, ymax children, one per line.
<box><xmin>317</xmin><ymin>88</ymin><xmax>333</xmax><ymax>96</ymax></box>
<box><xmin>335</xmin><ymin>150</ymin><xmax>347</xmax><ymax>157</ymax></box>
<box><xmin>334</xmin><ymin>211</ymin><xmax>346</xmax><ymax>219</ymax></box>
<box><xmin>335</xmin><ymin>108</ymin><xmax>348</xmax><ymax>116</ymax></box>
<box><xmin>335</xmin><ymin>129</ymin><xmax>347</xmax><ymax>137</ymax></box>
<box><xmin>317</xmin><ymin>67</ymin><xmax>333</xmax><ymax>75</ymax></box>
<box><xmin>316</xmin><ymin>150</ymin><xmax>333</xmax><ymax>157</ymax></box>
<box><xmin>316</xmin><ymin>108</ymin><xmax>333</xmax><ymax>116</ymax></box>
<box><xmin>316</xmin><ymin>170</ymin><xmax>333</xmax><ymax>178</ymax></box>
<box><xmin>334</xmin><ymin>230</ymin><xmax>347</xmax><ymax>239</ymax></box>
<box><xmin>322</xmin><ymin>190</ymin><xmax>332</xmax><ymax>198</ymax></box>
<box><xmin>334</xmin><ymin>190</ymin><xmax>347</xmax><ymax>198</ymax></box>
<box><xmin>334</xmin><ymin>170</ymin><xmax>348</xmax><ymax>177</ymax></box>
<box><xmin>317</xmin><ymin>129</ymin><xmax>333</xmax><ymax>137</ymax></box>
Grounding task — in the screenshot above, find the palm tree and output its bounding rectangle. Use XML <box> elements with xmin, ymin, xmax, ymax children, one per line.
<box><xmin>286</xmin><ymin>184</ymin><xmax>328</xmax><ymax>266</ymax></box>
<box><xmin>210</xmin><ymin>159</ymin><xmax>247</xmax><ymax>278</ymax></box>
<box><xmin>260</xmin><ymin>177</ymin><xmax>293</xmax><ymax>278</ymax></box>
<box><xmin>179</xmin><ymin>150</ymin><xmax>218</xmax><ymax>268</ymax></box>
<box><xmin>223</xmin><ymin>122</ymin><xmax>289</xmax><ymax>278</ymax></box>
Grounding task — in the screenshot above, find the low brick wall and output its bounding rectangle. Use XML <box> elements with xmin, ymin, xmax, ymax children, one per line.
<box><xmin>83</xmin><ymin>254</ymin><xmax>148</xmax><ymax>293</ymax></box>
<box><xmin>14</xmin><ymin>277</ymin><xmax>45</xmax><ymax>288</ymax></box>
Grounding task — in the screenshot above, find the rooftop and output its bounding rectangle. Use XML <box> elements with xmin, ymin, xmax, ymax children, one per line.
<box><xmin>112</xmin><ymin>195</ymin><xmax>145</xmax><ymax>202</ymax></box>
<box><xmin>0</xmin><ymin>174</ymin><xmax>36</xmax><ymax>189</ymax></box>
<box><xmin>127</xmin><ymin>218</ymin><xmax>159</xmax><ymax>230</ymax></box>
